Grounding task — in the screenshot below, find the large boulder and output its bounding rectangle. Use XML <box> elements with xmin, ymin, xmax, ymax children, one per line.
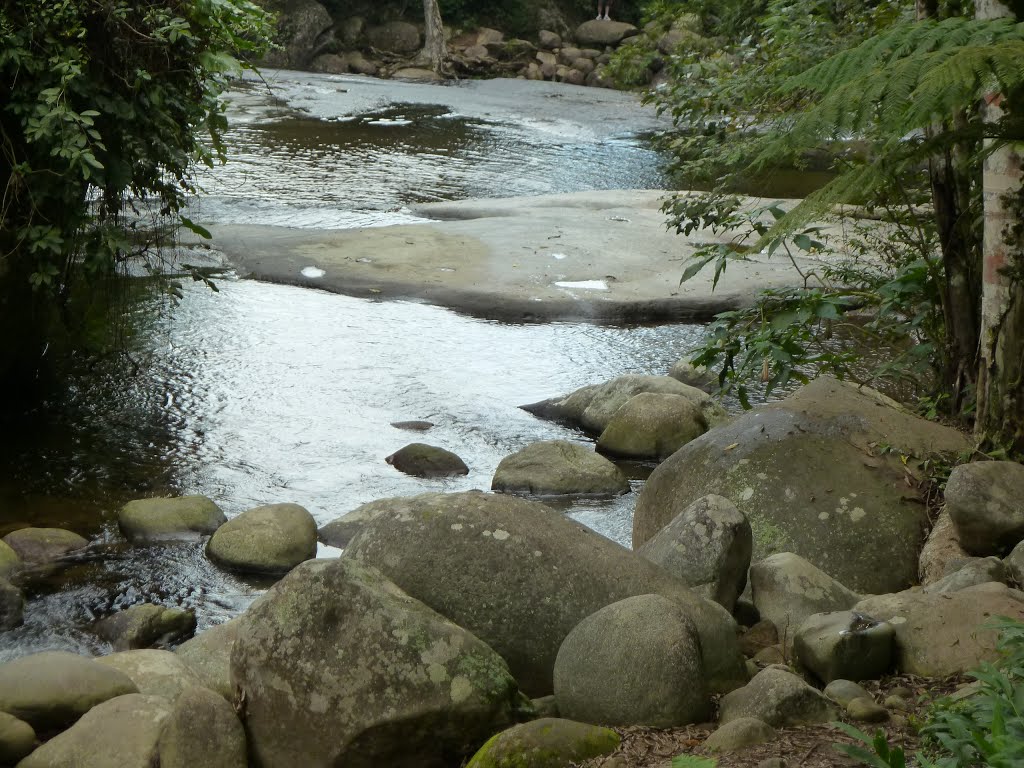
<box><xmin>853</xmin><ymin>582</ymin><xmax>1024</xmax><ymax>677</ymax></box>
<box><xmin>553</xmin><ymin>594</ymin><xmax>709</xmax><ymax>727</ymax></box>
<box><xmin>0</xmin><ymin>711</ymin><xmax>34</xmax><ymax>764</ymax></box>
<box><xmin>466</xmin><ymin>718</ymin><xmax>619</xmax><ymax>768</ymax></box>
<box><xmin>94</xmin><ymin>604</ymin><xmax>196</xmax><ymax>650</ymax></box>
<box><xmin>344</xmin><ymin>491</ymin><xmax>746</xmax><ymax>697</ymax></box>
<box><xmin>118</xmin><ymin>495</ymin><xmax>226</xmax><ymax>544</ymax></box>
<box><xmin>491</xmin><ymin>441</ymin><xmax>629</xmax><ymax>497</ymax></box>
<box><xmin>319</xmin><ymin>498</ymin><xmax>401</xmax><ymax>549</ymax></box>
<box><xmin>636</xmin><ymin>495</ymin><xmax>751</xmax><ymax>612</ymax></box>
<box><xmin>596</xmin><ymin>393</ymin><xmax>707</xmax><ymax>460</ymax></box>
<box><xmin>574</xmin><ymin>20</ymin><xmax>639</xmax><ymax>46</ymax></box>
<box><xmin>386</xmin><ymin>443</ymin><xmax>469</xmax><ymax>478</ymax></box>
<box><xmin>261</xmin><ymin>0</ymin><xmax>334</xmax><ymax>69</ymax></box>
<box><xmin>2</xmin><ymin>527</ymin><xmax>87</xmax><ymax>565</ymax></box>
<box><xmin>206</xmin><ymin>503</ymin><xmax>316</xmax><ymax>575</ymax></box>
<box><xmin>749</xmin><ymin>553</ymin><xmax>860</xmax><ymax>640</ymax></box>
<box><xmin>17</xmin><ymin>694</ymin><xmax>171</xmax><ymax>768</ymax></box>
<box><xmin>718</xmin><ymin>667</ymin><xmax>837</xmax><ymax>728</ymax></box>
<box><xmin>231</xmin><ymin>557</ymin><xmax>526</xmax><ymax>768</ymax></box>
<box><xmin>793</xmin><ymin>611</ymin><xmax>895</xmax><ymax>683</ymax></box>
<box><xmin>633</xmin><ymin>377</ymin><xmax>969</xmax><ymax>593</ymax></box>
<box><xmin>945</xmin><ymin>461</ymin><xmax>1024</xmax><ymax>556</ymax></box>
<box><xmin>0</xmin><ymin>651</ymin><xmax>137</xmax><ymax>731</ymax></box>
<box><xmin>94</xmin><ymin>650</ymin><xmax>204</xmax><ymax>702</ymax></box>
<box><xmin>158</xmin><ymin>686</ymin><xmax>247</xmax><ymax>768</ymax></box>
<box><xmin>174</xmin><ymin>618</ymin><xmax>242</xmax><ymax>700</ymax></box>
<box><xmin>366</xmin><ymin>20</ymin><xmax>420</xmax><ymax>53</ymax></box>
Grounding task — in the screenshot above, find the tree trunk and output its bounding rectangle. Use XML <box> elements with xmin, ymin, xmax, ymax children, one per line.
<box><xmin>417</xmin><ymin>0</ymin><xmax>448</xmax><ymax>75</ymax></box>
<box><xmin>975</xmin><ymin>0</ymin><xmax>1024</xmax><ymax>450</ymax></box>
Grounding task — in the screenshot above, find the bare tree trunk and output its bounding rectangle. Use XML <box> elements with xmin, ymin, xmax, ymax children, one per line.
<box><xmin>416</xmin><ymin>0</ymin><xmax>448</xmax><ymax>75</ymax></box>
<box><xmin>976</xmin><ymin>0</ymin><xmax>1024</xmax><ymax>450</ymax></box>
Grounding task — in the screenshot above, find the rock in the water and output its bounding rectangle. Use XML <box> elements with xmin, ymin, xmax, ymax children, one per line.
<box><xmin>574</xmin><ymin>20</ymin><xmax>639</xmax><ymax>46</ymax></box>
<box><xmin>94</xmin><ymin>650</ymin><xmax>203</xmax><ymax>702</ymax></box>
<box><xmin>596</xmin><ymin>393</ymin><xmax>707</xmax><ymax>460</ymax></box>
<box><xmin>637</xmin><ymin>494</ymin><xmax>751</xmax><ymax>612</ymax></box>
<box><xmin>174</xmin><ymin>618</ymin><xmax>241</xmax><ymax>701</ymax></box>
<box><xmin>206</xmin><ymin>503</ymin><xmax>316</xmax><ymax>575</ymax></box>
<box><xmin>386</xmin><ymin>442</ymin><xmax>469</xmax><ymax>477</ymax></box>
<box><xmin>17</xmin><ymin>694</ymin><xmax>171</xmax><ymax>768</ymax></box>
<box><xmin>466</xmin><ymin>718</ymin><xmax>619</xmax><ymax>768</ymax></box>
<box><xmin>344</xmin><ymin>491</ymin><xmax>746</xmax><ymax>697</ymax></box>
<box><xmin>946</xmin><ymin>461</ymin><xmax>1024</xmax><ymax>556</ymax></box>
<box><xmin>391</xmin><ymin>420</ymin><xmax>434</xmax><ymax>431</ymax></box>
<box><xmin>718</xmin><ymin>667</ymin><xmax>837</xmax><ymax>728</ymax></box>
<box><xmin>824</xmin><ymin>679</ymin><xmax>873</xmax><ymax>707</ymax></box>
<box><xmin>158</xmin><ymin>686</ymin><xmax>246</xmax><ymax>768</ymax></box>
<box><xmin>633</xmin><ymin>377</ymin><xmax>969</xmax><ymax>593</ymax></box>
<box><xmin>118</xmin><ymin>495</ymin><xmax>226</xmax><ymax>544</ymax></box>
<box><xmin>0</xmin><ymin>541</ymin><xmax>20</xmax><ymax>580</ymax></box>
<box><xmin>668</xmin><ymin>358</ymin><xmax>718</xmax><ymax>392</ymax></box>
<box><xmin>319</xmin><ymin>497</ymin><xmax>405</xmax><ymax>549</ymax></box>
<box><xmin>94</xmin><ymin>604</ymin><xmax>196</xmax><ymax>650</ymax></box>
<box><xmin>491</xmin><ymin>440</ymin><xmax>629</xmax><ymax>497</ymax></box>
<box><xmin>847</xmin><ymin>697</ymin><xmax>889</xmax><ymax>723</ymax></box>
<box><xmin>854</xmin><ymin>582</ymin><xmax>1024</xmax><ymax>676</ymax></box>
<box><xmin>923</xmin><ymin>556</ymin><xmax>1008</xmax><ymax>593</ymax></box>
<box><xmin>794</xmin><ymin>611</ymin><xmax>894</xmax><ymax>683</ymax></box>
<box><xmin>2</xmin><ymin>527</ymin><xmax>87</xmax><ymax>565</ymax></box>
<box><xmin>553</xmin><ymin>594</ymin><xmax>709</xmax><ymax>727</ymax></box>
<box><xmin>704</xmin><ymin>717</ymin><xmax>777</xmax><ymax>753</ymax></box>
<box><xmin>0</xmin><ymin>711</ymin><xmax>34</xmax><ymax>764</ymax></box>
<box><xmin>366</xmin><ymin>20</ymin><xmax>420</xmax><ymax>52</ymax></box>
<box><xmin>0</xmin><ymin>579</ymin><xmax>23</xmax><ymax>631</ymax></box>
<box><xmin>749</xmin><ymin>553</ymin><xmax>860</xmax><ymax>641</ymax></box>
<box><xmin>231</xmin><ymin>557</ymin><xmax>525</xmax><ymax>768</ymax></box>
<box><xmin>0</xmin><ymin>651</ymin><xmax>137</xmax><ymax>730</ymax></box>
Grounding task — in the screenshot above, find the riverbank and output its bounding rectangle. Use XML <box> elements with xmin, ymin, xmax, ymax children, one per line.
<box><xmin>197</xmin><ymin>190</ymin><xmax>840</xmax><ymax>323</ymax></box>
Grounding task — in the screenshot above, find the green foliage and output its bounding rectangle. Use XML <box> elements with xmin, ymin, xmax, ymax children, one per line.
<box><xmin>0</xmin><ymin>0</ymin><xmax>271</xmax><ymax>365</ymax></box>
<box><xmin>833</xmin><ymin>722</ymin><xmax>907</xmax><ymax>768</ymax></box>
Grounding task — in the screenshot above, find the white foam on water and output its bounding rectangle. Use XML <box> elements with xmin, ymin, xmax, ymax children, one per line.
<box><xmin>301</xmin><ymin>266</ymin><xmax>326</xmax><ymax>278</ymax></box>
<box><xmin>554</xmin><ymin>280</ymin><xmax>608</xmax><ymax>290</ymax></box>
<box><xmin>551</xmin><ymin>253</ymin><xmax>568</xmax><ymax>260</ymax></box>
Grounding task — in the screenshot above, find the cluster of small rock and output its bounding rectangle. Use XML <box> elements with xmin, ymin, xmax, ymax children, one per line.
<box><xmin>1</xmin><ymin>369</ymin><xmax>1023</xmax><ymax>765</ymax></box>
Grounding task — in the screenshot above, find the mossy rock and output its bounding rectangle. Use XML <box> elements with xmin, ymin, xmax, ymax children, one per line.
<box><xmin>118</xmin><ymin>495</ymin><xmax>226</xmax><ymax>544</ymax></box>
<box><xmin>2</xmin><ymin>527</ymin><xmax>87</xmax><ymax>565</ymax></box>
<box><xmin>492</xmin><ymin>440</ymin><xmax>629</xmax><ymax>497</ymax></box>
<box><xmin>386</xmin><ymin>443</ymin><xmax>469</xmax><ymax>478</ymax></box>
<box><xmin>206</xmin><ymin>503</ymin><xmax>317</xmax><ymax>575</ymax></box>
<box><xmin>467</xmin><ymin>718</ymin><xmax>619</xmax><ymax>767</ymax></box>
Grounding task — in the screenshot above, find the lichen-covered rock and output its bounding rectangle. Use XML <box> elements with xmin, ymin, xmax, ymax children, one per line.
<box><xmin>704</xmin><ymin>717</ymin><xmax>776</xmax><ymax>753</ymax></box>
<box><xmin>231</xmin><ymin>557</ymin><xmax>525</xmax><ymax>768</ymax></box>
<box><xmin>261</xmin><ymin>0</ymin><xmax>334</xmax><ymax>69</ymax></box>
<box><xmin>749</xmin><ymin>553</ymin><xmax>860</xmax><ymax>640</ymax></box>
<box><xmin>158</xmin><ymin>686</ymin><xmax>247</xmax><ymax>768</ymax></box>
<box><xmin>174</xmin><ymin>618</ymin><xmax>241</xmax><ymax>701</ymax></box>
<box><xmin>118</xmin><ymin>495</ymin><xmax>226</xmax><ymax>544</ymax></box>
<box><xmin>2</xmin><ymin>527</ymin><xmax>87</xmax><ymax>565</ymax></box>
<box><xmin>718</xmin><ymin>667</ymin><xmax>837</xmax><ymax>728</ymax></box>
<box><xmin>574</xmin><ymin>20</ymin><xmax>639</xmax><ymax>46</ymax></box>
<box><xmin>206</xmin><ymin>503</ymin><xmax>316</xmax><ymax>575</ymax></box>
<box><xmin>553</xmin><ymin>595</ymin><xmax>708</xmax><ymax>727</ymax></box>
<box><xmin>633</xmin><ymin>377</ymin><xmax>969</xmax><ymax>594</ymax></box>
<box><xmin>854</xmin><ymin>583</ymin><xmax>1024</xmax><ymax>677</ymax></box>
<box><xmin>0</xmin><ymin>651</ymin><xmax>137</xmax><ymax>730</ymax></box>
<box><xmin>793</xmin><ymin>611</ymin><xmax>894</xmax><ymax>683</ymax></box>
<box><xmin>466</xmin><ymin>718</ymin><xmax>619</xmax><ymax>768</ymax></box>
<box><xmin>0</xmin><ymin>711</ymin><xmax>34</xmax><ymax>764</ymax></box>
<box><xmin>345</xmin><ymin>491</ymin><xmax>746</xmax><ymax>697</ymax></box>
<box><xmin>94</xmin><ymin>650</ymin><xmax>203</xmax><ymax>702</ymax></box>
<box><xmin>637</xmin><ymin>494</ymin><xmax>751</xmax><ymax>612</ymax></box>
<box><xmin>386</xmin><ymin>443</ymin><xmax>469</xmax><ymax>478</ymax></box>
<box><xmin>491</xmin><ymin>440</ymin><xmax>629</xmax><ymax>497</ymax></box>
<box><xmin>923</xmin><ymin>557</ymin><xmax>1008</xmax><ymax>594</ymax></box>
<box><xmin>94</xmin><ymin>604</ymin><xmax>196</xmax><ymax>650</ymax></box>
<box><xmin>0</xmin><ymin>578</ymin><xmax>23</xmax><ymax>631</ymax></box>
<box><xmin>318</xmin><ymin>502</ymin><xmax>378</xmax><ymax>549</ymax></box>
<box><xmin>596</xmin><ymin>393</ymin><xmax>707</xmax><ymax>460</ymax></box>
<box><xmin>365</xmin><ymin>20</ymin><xmax>420</xmax><ymax>52</ymax></box>
<box><xmin>946</xmin><ymin>461</ymin><xmax>1024</xmax><ymax>556</ymax></box>
<box><xmin>17</xmin><ymin>694</ymin><xmax>171</xmax><ymax>768</ymax></box>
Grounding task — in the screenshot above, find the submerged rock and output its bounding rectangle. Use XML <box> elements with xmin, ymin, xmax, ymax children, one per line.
<box><xmin>94</xmin><ymin>604</ymin><xmax>196</xmax><ymax>651</ymax></box>
<box><xmin>491</xmin><ymin>440</ymin><xmax>629</xmax><ymax>496</ymax></box>
<box><xmin>206</xmin><ymin>503</ymin><xmax>317</xmax><ymax>575</ymax></box>
<box><xmin>466</xmin><ymin>718</ymin><xmax>619</xmax><ymax>768</ymax></box>
<box><xmin>118</xmin><ymin>495</ymin><xmax>226</xmax><ymax>544</ymax></box>
<box><xmin>385</xmin><ymin>443</ymin><xmax>469</xmax><ymax>478</ymax></box>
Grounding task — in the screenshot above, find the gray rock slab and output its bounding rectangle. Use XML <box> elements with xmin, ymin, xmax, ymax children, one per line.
<box><xmin>946</xmin><ymin>461</ymin><xmax>1024</xmax><ymax>556</ymax></box>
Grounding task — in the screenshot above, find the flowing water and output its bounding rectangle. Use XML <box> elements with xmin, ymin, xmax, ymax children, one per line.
<box><xmin>1</xmin><ymin>71</ymin><xmax>710</xmax><ymax>660</ymax></box>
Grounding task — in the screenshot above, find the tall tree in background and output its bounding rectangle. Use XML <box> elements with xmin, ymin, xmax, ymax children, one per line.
<box><xmin>417</xmin><ymin>0</ymin><xmax>449</xmax><ymax>75</ymax></box>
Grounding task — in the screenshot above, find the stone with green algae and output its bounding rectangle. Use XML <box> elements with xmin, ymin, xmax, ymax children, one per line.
<box><xmin>466</xmin><ymin>718</ymin><xmax>619</xmax><ymax>768</ymax></box>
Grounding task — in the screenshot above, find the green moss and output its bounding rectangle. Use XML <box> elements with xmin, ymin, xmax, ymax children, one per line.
<box><xmin>749</xmin><ymin>514</ymin><xmax>790</xmax><ymax>556</ymax></box>
<box><xmin>466</xmin><ymin>720</ymin><xmax>620</xmax><ymax>768</ymax></box>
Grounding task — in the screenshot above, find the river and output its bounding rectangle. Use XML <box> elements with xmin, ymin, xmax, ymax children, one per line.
<box><xmin>0</xmin><ymin>71</ymin><xmax>707</xmax><ymax>660</ymax></box>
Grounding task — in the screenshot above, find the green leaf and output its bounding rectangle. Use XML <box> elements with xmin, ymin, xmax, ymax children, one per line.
<box><xmin>180</xmin><ymin>216</ymin><xmax>212</xmax><ymax>240</ymax></box>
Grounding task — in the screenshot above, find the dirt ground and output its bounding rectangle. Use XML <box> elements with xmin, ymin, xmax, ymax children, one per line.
<box><xmin>573</xmin><ymin>673</ymin><xmax>967</xmax><ymax>768</ymax></box>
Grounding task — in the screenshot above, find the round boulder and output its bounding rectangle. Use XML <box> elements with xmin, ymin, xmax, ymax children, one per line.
<box><xmin>385</xmin><ymin>443</ymin><xmax>469</xmax><ymax>478</ymax></box>
<box><xmin>718</xmin><ymin>667</ymin><xmax>836</xmax><ymax>728</ymax></box>
<box><xmin>0</xmin><ymin>651</ymin><xmax>137</xmax><ymax>731</ymax></box>
<box><xmin>0</xmin><ymin>711</ymin><xmax>35</xmax><ymax>764</ymax></box>
<box><xmin>158</xmin><ymin>686</ymin><xmax>246</xmax><ymax>768</ymax></box>
<box><xmin>634</xmin><ymin>377</ymin><xmax>969</xmax><ymax>594</ymax></box>
<box><xmin>553</xmin><ymin>594</ymin><xmax>709</xmax><ymax>727</ymax></box>
<box><xmin>206</xmin><ymin>503</ymin><xmax>316</xmax><ymax>575</ymax></box>
<box><xmin>231</xmin><ymin>557</ymin><xmax>524</xmax><ymax>768</ymax></box>
<box><xmin>2</xmin><ymin>527</ymin><xmax>87</xmax><ymax>565</ymax></box>
<box><xmin>466</xmin><ymin>718</ymin><xmax>619</xmax><ymax>768</ymax></box>
<box><xmin>703</xmin><ymin>717</ymin><xmax>776</xmax><ymax>753</ymax></box>
<box><xmin>366</xmin><ymin>20</ymin><xmax>420</xmax><ymax>52</ymax></box>
<box><xmin>597</xmin><ymin>393</ymin><xmax>707</xmax><ymax>460</ymax></box>
<box><xmin>574</xmin><ymin>20</ymin><xmax>639</xmax><ymax>46</ymax></box>
<box><xmin>94</xmin><ymin>604</ymin><xmax>196</xmax><ymax>651</ymax></box>
<box><xmin>118</xmin><ymin>495</ymin><xmax>226</xmax><ymax>544</ymax></box>
<box><xmin>94</xmin><ymin>650</ymin><xmax>204</xmax><ymax>702</ymax></box>
<box><xmin>345</xmin><ymin>492</ymin><xmax>746</xmax><ymax>698</ymax></box>
<box><xmin>174</xmin><ymin>617</ymin><xmax>241</xmax><ymax>701</ymax></box>
<box><xmin>945</xmin><ymin>460</ymin><xmax>1024</xmax><ymax>556</ymax></box>
<box><xmin>491</xmin><ymin>440</ymin><xmax>629</xmax><ymax>497</ymax></box>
